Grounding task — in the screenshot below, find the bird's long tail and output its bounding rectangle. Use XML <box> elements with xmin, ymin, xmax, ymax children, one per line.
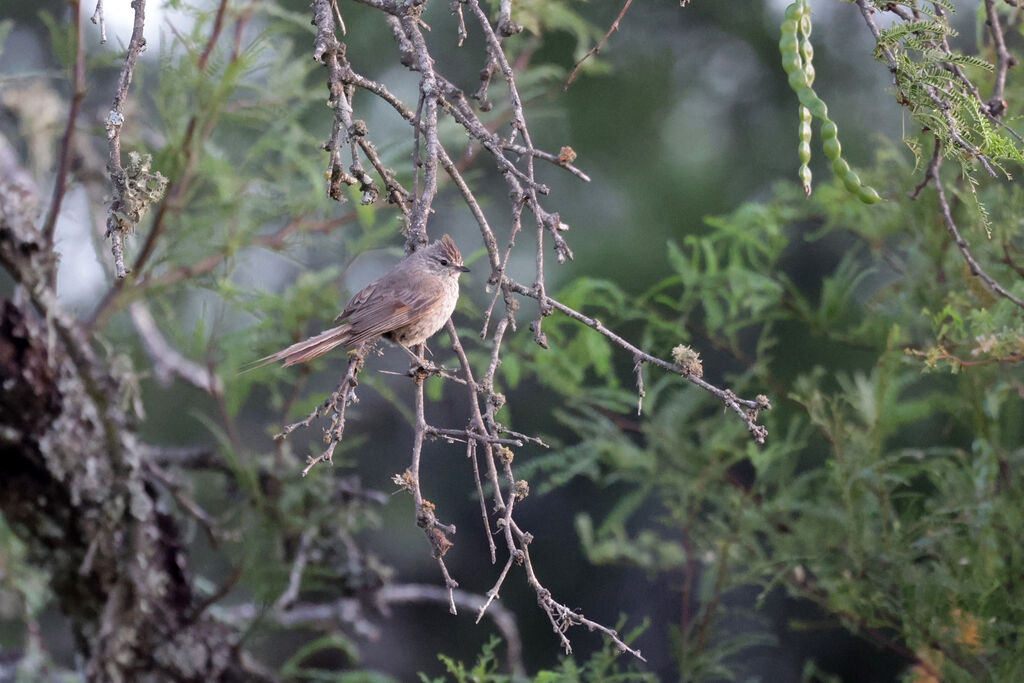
<box><xmin>244</xmin><ymin>325</ymin><xmax>353</xmax><ymax>371</ymax></box>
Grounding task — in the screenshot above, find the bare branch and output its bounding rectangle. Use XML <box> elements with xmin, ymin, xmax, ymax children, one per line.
<box><xmin>129</xmin><ymin>301</ymin><xmax>223</xmax><ymax>393</ymax></box>
<box><xmin>983</xmin><ymin>0</ymin><xmax>1013</xmax><ymax>117</ymax></box>
<box><xmin>565</xmin><ymin>0</ymin><xmax>634</xmax><ymax>89</ymax></box>
<box><xmin>90</xmin><ymin>0</ymin><xmax>107</xmax><ymax>43</ymax></box>
<box><xmin>380</xmin><ymin>582</ymin><xmax>525</xmax><ymax>677</ymax></box>
<box><xmin>505</xmin><ymin>279</ymin><xmax>771</xmax><ymax>442</ymax></box>
<box><xmin>274</xmin><ymin>528</ymin><xmax>316</xmax><ymax>611</ymax></box>
<box><xmin>276</xmin><ymin>0</ymin><xmax>766</xmax><ymax>662</ymax></box>
<box><xmin>277</xmin><ymin>347</ymin><xmax>368</xmax><ymax>476</ymax></box>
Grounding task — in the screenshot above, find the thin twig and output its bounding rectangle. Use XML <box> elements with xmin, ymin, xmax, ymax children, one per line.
<box><xmin>129</xmin><ymin>301</ymin><xmax>223</xmax><ymax>393</ymax></box>
<box><xmin>198</xmin><ymin>0</ymin><xmax>229</xmax><ymax>71</ymax></box>
<box><xmin>426</xmin><ymin>426</ymin><xmax>523</xmax><ymax>446</ymax></box>
<box><xmin>633</xmin><ymin>355</ymin><xmax>645</xmax><ymax>415</ymax></box>
<box><xmin>42</xmin><ymin>0</ymin><xmax>86</xmax><ymax>277</ymax></box>
<box><xmin>565</xmin><ymin>0</ymin><xmax>634</xmax><ymax>89</ymax></box>
<box><xmin>275</xmin><ymin>347</ymin><xmax>367</xmax><ymax>475</ymax></box>
<box><xmin>378</xmin><ymin>583</ymin><xmax>526</xmax><ymax>676</ymax></box>
<box><xmin>90</xmin><ymin>0</ymin><xmax>107</xmax><ymax>43</ymax></box>
<box><xmin>505</xmin><ymin>279</ymin><xmax>771</xmax><ymax>442</ymax></box>
<box><xmin>409</xmin><ymin>350</ymin><xmax>459</xmax><ymax>607</ymax></box>
<box><xmin>468</xmin><ymin>439</ymin><xmax>497</xmax><ymax>563</ymax></box>
<box><xmin>924</xmin><ymin>144</ymin><xmax>1024</xmax><ymax>310</ymax></box>
<box><xmin>143</xmin><ymin>444</ymin><xmax>229</xmax><ymax>473</ymax></box>
<box><xmin>144</xmin><ymin>461</ymin><xmax>223</xmax><ymax>546</ymax></box>
<box><xmin>274</xmin><ymin>528</ymin><xmax>316</xmax><ymax>611</ymax></box>
<box><xmin>983</xmin><ymin>0</ymin><xmax>1012</xmax><ymax>117</ymax></box>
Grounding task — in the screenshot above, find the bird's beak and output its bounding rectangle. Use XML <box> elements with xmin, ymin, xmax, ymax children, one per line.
<box><xmin>459</xmin><ymin>265</ymin><xmax>471</xmax><ymax>273</ymax></box>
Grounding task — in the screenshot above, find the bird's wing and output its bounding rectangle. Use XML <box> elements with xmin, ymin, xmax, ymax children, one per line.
<box><xmin>333</xmin><ymin>275</ymin><xmax>444</xmax><ymax>346</ymax></box>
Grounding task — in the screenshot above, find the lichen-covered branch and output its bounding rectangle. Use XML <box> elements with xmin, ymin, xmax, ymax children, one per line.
<box><xmin>103</xmin><ymin>0</ymin><xmax>162</xmax><ymax>280</ymax></box>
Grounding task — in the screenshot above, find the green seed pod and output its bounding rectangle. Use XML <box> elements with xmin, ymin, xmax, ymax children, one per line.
<box><xmin>806</xmin><ymin>96</ymin><xmax>827</xmax><ymax>120</ymax></box>
<box><xmin>832</xmin><ymin>158</ymin><xmax>850</xmax><ymax>177</ymax></box>
<box><xmin>799</xmin><ymin>105</ymin><xmax>812</xmax><ymax>194</ymax></box>
<box><xmin>780</xmin><ymin>1</ymin><xmax>883</xmax><ymax>204</ymax></box>
<box><xmin>858</xmin><ymin>186</ymin><xmax>882</xmax><ymax>204</ymax></box>
<box><xmin>799</xmin><ymin>2</ymin><xmax>814</xmax><ymax>85</ymax></box>
<box><xmin>823</xmin><ymin>137</ymin><xmax>841</xmax><ymax>159</ymax></box>
<box><xmin>842</xmin><ymin>171</ymin><xmax>862</xmax><ymax>194</ymax></box>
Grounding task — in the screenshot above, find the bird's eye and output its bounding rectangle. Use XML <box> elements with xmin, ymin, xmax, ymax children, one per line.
<box><xmin>439</xmin><ymin>258</ymin><xmax>450</xmax><ymax>266</ymax></box>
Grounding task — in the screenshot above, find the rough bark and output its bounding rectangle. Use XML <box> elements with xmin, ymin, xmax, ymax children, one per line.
<box><xmin>0</xmin><ymin>135</ymin><xmax>244</xmax><ymax>682</ymax></box>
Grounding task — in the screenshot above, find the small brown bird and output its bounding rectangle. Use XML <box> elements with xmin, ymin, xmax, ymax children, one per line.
<box><xmin>254</xmin><ymin>234</ymin><xmax>469</xmax><ymax>368</ymax></box>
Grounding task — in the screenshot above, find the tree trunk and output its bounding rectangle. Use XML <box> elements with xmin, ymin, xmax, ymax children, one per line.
<box><xmin>0</xmin><ymin>136</ymin><xmax>245</xmax><ymax>682</ymax></box>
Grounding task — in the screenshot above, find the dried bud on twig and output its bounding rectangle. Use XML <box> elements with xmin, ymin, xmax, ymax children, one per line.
<box><xmin>392</xmin><ymin>469</ymin><xmax>416</xmax><ymax>492</ymax></box>
<box><xmin>671</xmin><ymin>344</ymin><xmax>703</xmax><ymax>378</ymax></box>
<box><xmin>496</xmin><ymin>446</ymin><xmax>514</xmax><ymax>465</ymax></box>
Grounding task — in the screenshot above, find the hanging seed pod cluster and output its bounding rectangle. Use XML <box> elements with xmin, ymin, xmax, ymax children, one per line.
<box><xmin>780</xmin><ymin>0</ymin><xmax>882</xmax><ymax>204</ymax></box>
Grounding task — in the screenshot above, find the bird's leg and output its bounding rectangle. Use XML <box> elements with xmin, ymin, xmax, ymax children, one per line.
<box><xmin>398</xmin><ymin>343</ymin><xmax>422</xmax><ymax>364</ymax></box>
<box><xmin>402</xmin><ymin>343</ymin><xmax>440</xmax><ymax>376</ymax></box>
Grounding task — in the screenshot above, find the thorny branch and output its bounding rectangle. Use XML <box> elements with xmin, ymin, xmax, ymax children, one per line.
<box><xmin>269</xmin><ymin>0</ymin><xmax>773</xmax><ymax>661</ymax></box>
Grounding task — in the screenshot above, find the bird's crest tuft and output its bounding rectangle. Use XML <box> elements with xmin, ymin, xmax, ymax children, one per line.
<box><xmin>438</xmin><ymin>234</ymin><xmax>463</xmax><ymax>265</ymax></box>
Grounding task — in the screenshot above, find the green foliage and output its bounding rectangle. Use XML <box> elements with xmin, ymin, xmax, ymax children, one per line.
<box><xmin>862</xmin><ymin>0</ymin><xmax>1024</xmax><ymax>234</ymax></box>
<box><xmin>0</xmin><ymin>519</ymin><xmax>49</xmax><ymax>618</ymax></box>
<box><xmin>522</xmin><ymin>161</ymin><xmax>1024</xmax><ymax>677</ymax></box>
<box><xmin>540</xmin><ymin>619</ymin><xmax>656</xmax><ymax>682</ymax></box>
<box><xmin>37</xmin><ymin>10</ymin><xmax>75</xmax><ymax>67</ymax></box>
<box><xmin>423</xmin><ymin>629</ymin><xmax>656</xmax><ymax>683</ymax></box>
<box><xmin>422</xmin><ymin>636</ymin><xmax>507</xmax><ymax>683</ymax></box>
<box><xmin>280</xmin><ymin>633</ymin><xmax>362</xmax><ymax>681</ymax></box>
